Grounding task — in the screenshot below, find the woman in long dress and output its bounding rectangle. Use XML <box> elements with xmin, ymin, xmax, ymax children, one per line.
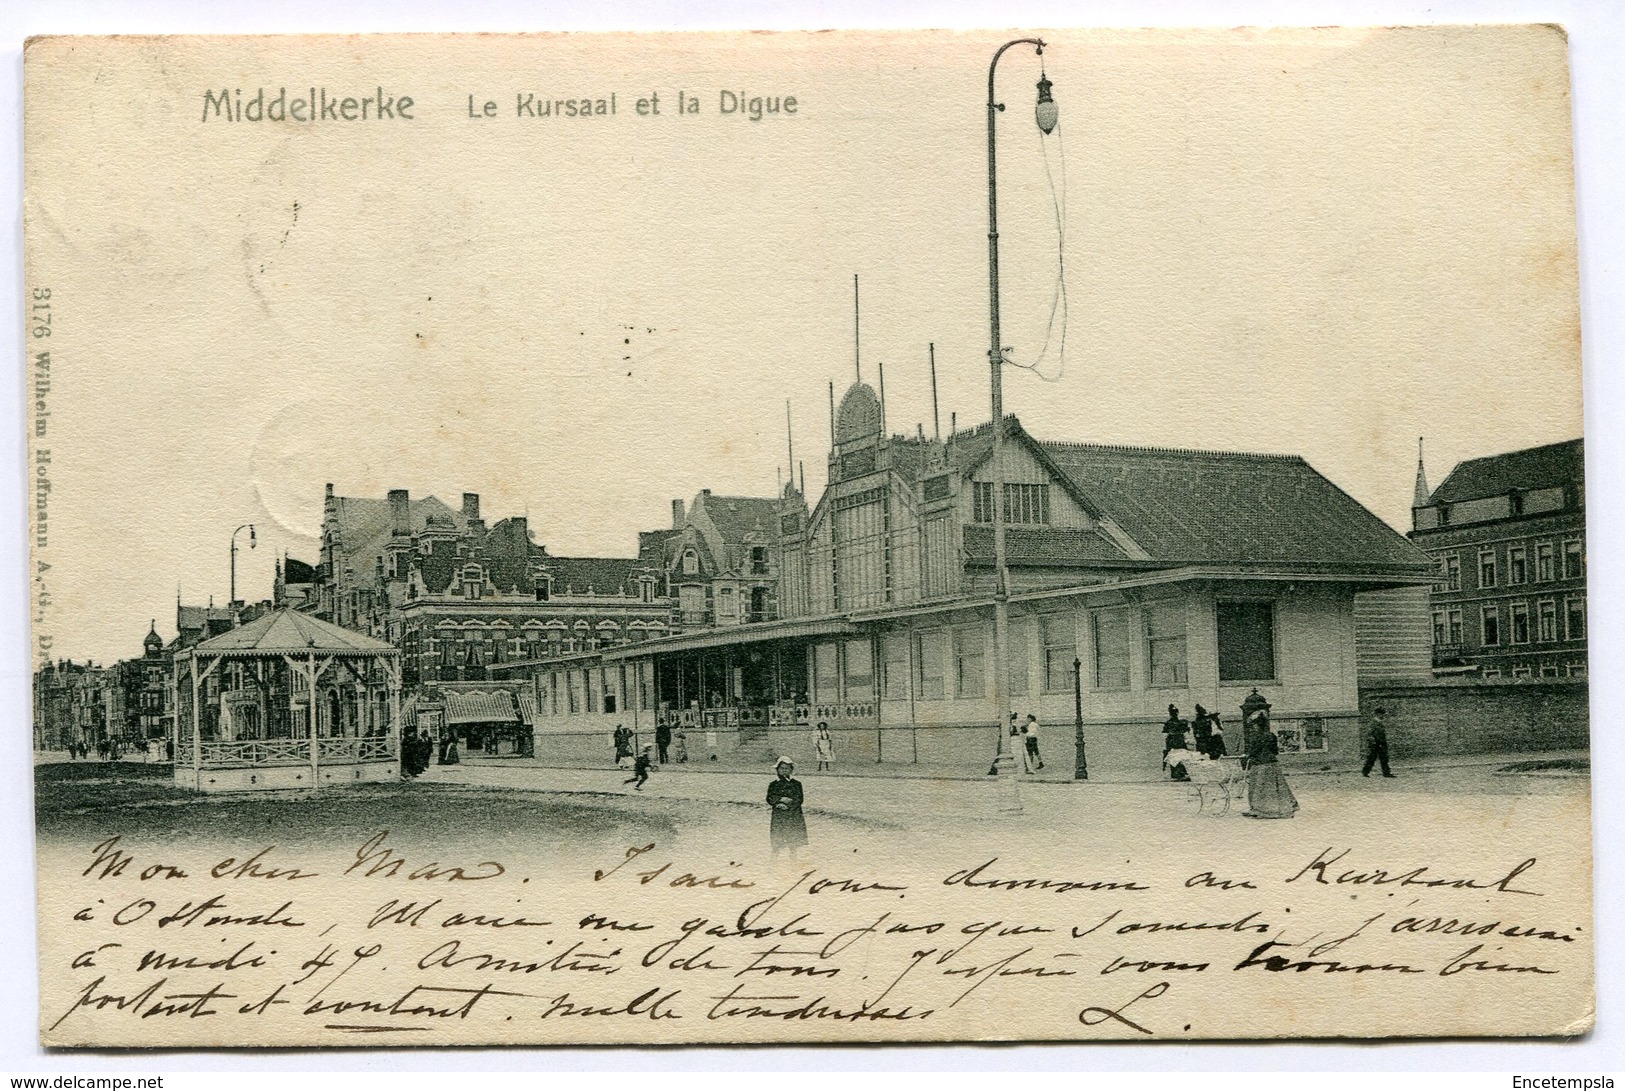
<box><xmin>767</xmin><ymin>758</ymin><xmax>808</xmax><ymax>859</ymax></box>
<box><xmin>1243</xmin><ymin>723</ymin><xmax>1298</xmax><ymax>819</ymax></box>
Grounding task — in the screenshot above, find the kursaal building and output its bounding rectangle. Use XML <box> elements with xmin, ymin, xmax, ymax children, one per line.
<box><xmin>525</xmin><ymin>381</ymin><xmax>1435</xmax><ymax>780</ymax></box>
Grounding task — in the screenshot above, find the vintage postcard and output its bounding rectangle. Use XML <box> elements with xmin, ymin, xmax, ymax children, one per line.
<box><xmin>24</xmin><ymin>26</ymin><xmax>1590</xmax><ymax>1047</ymax></box>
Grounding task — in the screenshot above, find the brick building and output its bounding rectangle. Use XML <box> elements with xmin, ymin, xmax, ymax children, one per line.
<box><xmin>1410</xmin><ymin>438</ymin><xmax>1586</xmax><ymax>680</ymax></box>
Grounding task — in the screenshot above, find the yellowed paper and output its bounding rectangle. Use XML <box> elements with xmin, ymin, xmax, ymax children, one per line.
<box><xmin>26</xmin><ymin>26</ymin><xmax>1590</xmax><ymax>1047</ymax></box>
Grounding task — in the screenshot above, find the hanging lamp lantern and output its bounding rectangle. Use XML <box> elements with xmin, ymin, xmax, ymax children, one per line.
<box><xmin>1035</xmin><ymin>72</ymin><xmax>1057</xmax><ymax>134</ymax></box>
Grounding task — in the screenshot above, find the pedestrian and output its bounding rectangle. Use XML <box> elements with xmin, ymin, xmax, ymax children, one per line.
<box><xmin>1162</xmin><ymin>705</ymin><xmax>1190</xmax><ymax>781</ymax></box>
<box><xmin>674</xmin><ymin>729</ymin><xmax>689</xmax><ymax>764</ymax></box>
<box><xmin>1022</xmin><ymin>713</ymin><xmax>1045</xmax><ymax>771</ymax></box>
<box><xmin>440</xmin><ymin>731</ymin><xmax>460</xmax><ymax>765</ymax></box>
<box><xmin>624</xmin><ymin>744</ymin><xmax>654</xmax><ymax>791</ymax></box>
<box><xmin>656</xmin><ymin>721</ymin><xmax>672</xmax><ymax>765</ymax></box>
<box><xmin>1362</xmin><ymin>706</ymin><xmax>1396</xmax><ymax>778</ymax></box>
<box><xmin>1191</xmin><ymin>704</ymin><xmax>1213</xmax><ymax>754</ymax></box>
<box><xmin>767</xmin><ymin>757</ymin><xmax>808</xmax><ymax>860</ymax></box>
<box><xmin>1243</xmin><ymin>720</ymin><xmax>1299</xmax><ymax>819</ymax></box>
<box><xmin>613</xmin><ymin>724</ymin><xmax>633</xmax><ymax>769</ymax></box>
<box><xmin>814</xmin><ymin>722</ymin><xmax>834</xmax><ymax>772</ymax></box>
<box><xmin>1203</xmin><ymin>711</ymin><xmax>1228</xmax><ymax>759</ymax></box>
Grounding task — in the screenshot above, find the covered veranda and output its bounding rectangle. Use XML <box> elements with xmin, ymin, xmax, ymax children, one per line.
<box><xmin>172</xmin><ymin>609</ymin><xmax>402</xmax><ymax>792</ymax></box>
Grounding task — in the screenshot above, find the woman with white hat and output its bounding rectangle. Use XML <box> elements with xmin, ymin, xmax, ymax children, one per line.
<box><xmin>766</xmin><ymin>757</ymin><xmax>808</xmax><ymax>859</ymax></box>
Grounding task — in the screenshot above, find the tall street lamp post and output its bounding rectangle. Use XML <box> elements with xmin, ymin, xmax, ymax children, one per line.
<box><xmin>230</xmin><ymin>523</ymin><xmax>256</xmax><ymax>606</ymax></box>
<box><xmin>986</xmin><ymin>38</ymin><xmax>1057</xmax><ymax>802</ymax></box>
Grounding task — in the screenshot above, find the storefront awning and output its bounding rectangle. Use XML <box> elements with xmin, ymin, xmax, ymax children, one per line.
<box><xmin>443</xmin><ymin>690</ymin><xmax>519</xmax><ymax>724</ymax></box>
<box><xmin>600</xmin><ymin>616</ymin><xmax>859</xmax><ymax>660</ymax></box>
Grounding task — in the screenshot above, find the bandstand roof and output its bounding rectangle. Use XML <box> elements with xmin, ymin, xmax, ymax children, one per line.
<box><xmin>180</xmin><ymin>609</ymin><xmax>399</xmax><ymax>658</ymax></box>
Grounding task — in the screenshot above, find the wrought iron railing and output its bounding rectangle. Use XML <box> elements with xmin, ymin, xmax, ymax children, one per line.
<box><xmin>178</xmin><ymin>736</ymin><xmax>398</xmax><ymax>767</ymax></box>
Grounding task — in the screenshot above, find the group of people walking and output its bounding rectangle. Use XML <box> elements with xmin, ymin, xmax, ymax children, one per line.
<box><xmin>401</xmin><ymin>727</ymin><xmax>458</xmax><ymax>777</ymax></box>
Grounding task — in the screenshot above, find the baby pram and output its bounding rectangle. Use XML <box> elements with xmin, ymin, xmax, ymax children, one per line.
<box><xmin>1167</xmin><ymin>749</ymin><xmax>1248</xmax><ymax>816</ymax></box>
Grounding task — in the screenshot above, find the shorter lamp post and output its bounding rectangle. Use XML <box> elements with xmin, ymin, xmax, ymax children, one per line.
<box><xmin>1072</xmin><ymin>656</ymin><xmax>1088</xmax><ymax>780</ymax></box>
<box><xmin>230</xmin><ymin>523</ymin><xmax>256</xmax><ymax>605</ymax></box>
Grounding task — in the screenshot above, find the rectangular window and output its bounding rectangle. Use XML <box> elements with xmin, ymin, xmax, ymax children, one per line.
<box><xmin>1479</xmin><ymin>549</ymin><xmax>1498</xmax><ymax>589</ymax></box>
<box><xmin>1004</xmin><ymin>483</ymin><xmax>1052</xmax><ymax>525</ymax></box>
<box><xmin>1482</xmin><ymin>605</ymin><xmax>1500</xmax><ymax>647</ymax></box>
<box><xmin>1508</xmin><ymin>546</ymin><xmax>1527</xmax><ymax>585</ymax></box>
<box><xmin>954</xmin><ymin>627</ymin><xmax>985</xmax><ymax>699</ymax></box>
<box><xmin>1432</xmin><ymin>610</ymin><xmax>1445</xmax><ymax>646</ymax></box>
<box><xmin>1448</xmin><ymin>609</ymin><xmax>1463</xmax><ymax>645</ymax></box>
<box><xmin>843</xmin><ymin>638</ymin><xmax>875</xmax><ymax>702</ymax></box>
<box><xmin>1563</xmin><ymin>538</ymin><xmax>1584</xmax><ymax>579</ymax></box>
<box><xmin>1510</xmin><ymin>602</ymin><xmax>1531</xmax><ymax>645</ymax></box>
<box><xmin>971</xmin><ymin>482</ymin><xmax>1053</xmax><ymax>525</ymax></box>
<box><xmin>718</xmin><ymin>586</ymin><xmax>736</xmax><ymax>623</ymax></box>
<box><xmin>1537</xmin><ymin>600</ymin><xmax>1558</xmax><ymax>642</ymax></box>
<box><xmin>1091</xmin><ymin>610</ymin><xmax>1130</xmax><ymax>690</ymax></box>
<box><xmin>1511</xmin><ymin>665</ymin><xmax>1533</xmax><ymax>680</ymax></box>
<box><xmin>1444</xmin><ymin>554</ymin><xmax>1461</xmax><ymax>591</ymax></box>
<box><xmin>1565</xmin><ymin>597</ymin><xmax>1586</xmax><ymax>641</ymax></box>
<box><xmin>882</xmin><ymin>633</ymin><xmax>910</xmax><ymax>700</ymax></box>
<box><xmin>1041</xmin><ymin>614</ymin><xmax>1077</xmax><ymax>693</ymax></box>
<box><xmin>1568</xmin><ymin>661</ymin><xmax>1587</xmax><ymax>679</ymax></box>
<box><xmin>915</xmin><ymin>630</ymin><xmax>947</xmax><ymax>699</ymax></box>
<box><xmin>1539</xmin><ymin>662</ymin><xmax>1560</xmax><ymax>679</ymax></box>
<box><xmin>813</xmin><ymin>643</ymin><xmax>840</xmax><ymax>704</ymax></box>
<box><xmin>1482</xmin><ymin>667</ymin><xmax>1504</xmax><ymax>680</ymax></box>
<box><xmin>1536</xmin><ymin>542</ymin><xmax>1554</xmax><ymax>582</ymax></box>
<box><xmin>1144</xmin><ymin>604</ymin><xmax>1189</xmax><ymax>686</ymax></box>
<box><xmin>972</xmin><ymin>482</ymin><xmax>998</xmax><ymax>524</ymax></box>
<box><xmin>1217</xmin><ymin>600</ymin><xmax>1276</xmax><ymax>682</ymax></box>
<box><xmin>1007</xmin><ymin>620</ymin><xmax>1029</xmax><ymax>698</ymax></box>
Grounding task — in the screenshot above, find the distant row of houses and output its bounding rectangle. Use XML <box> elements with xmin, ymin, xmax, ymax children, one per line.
<box><xmin>34</xmin><ymin>384</ymin><xmax>1587</xmax><ymax>778</ymax></box>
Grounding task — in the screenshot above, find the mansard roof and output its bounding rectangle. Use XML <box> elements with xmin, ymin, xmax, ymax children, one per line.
<box><xmin>1427</xmin><ymin>438</ymin><xmax>1583</xmax><ymax>506</ymax></box>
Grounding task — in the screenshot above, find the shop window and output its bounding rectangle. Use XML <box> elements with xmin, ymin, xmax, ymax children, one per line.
<box><xmin>1090</xmin><ymin>609</ymin><xmax>1130</xmax><ymax>691</ymax></box>
<box><xmin>843</xmin><ymin>638</ymin><xmax>875</xmax><ymax>702</ymax></box>
<box><xmin>954</xmin><ymin>627</ymin><xmax>985</xmax><ymax>699</ymax></box>
<box><xmin>1144</xmin><ymin>604</ymin><xmax>1188</xmax><ymax>686</ymax></box>
<box><xmin>1037</xmin><ymin>614</ymin><xmax>1076</xmax><ymax>693</ymax></box>
<box><xmin>1217</xmin><ymin>600</ymin><xmax>1275</xmax><ymax>682</ymax></box>
<box><xmin>915</xmin><ymin>630</ymin><xmax>947</xmax><ymax>699</ymax></box>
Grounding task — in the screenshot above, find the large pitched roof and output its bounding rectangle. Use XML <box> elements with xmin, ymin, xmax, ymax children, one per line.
<box><xmin>1036</xmin><ymin>438</ymin><xmax>1428</xmax><ymax>572</ymax></box>
<box><xmin>188</xmin><ymin>609</ymin><xmax>397</xmax><ymax>655</ymax></box>
<box><xmin>330</xmin><ymin>493</ymin><xmax>465</xmax><ymax>576</ymax></box>
<box><xmin>944</xmin><ymin>419</ymin><xmax>1426</xmax><ymax>574</ymax></box>
<box><xmin>701</xmin><ymin>495</ymin><xmax>778</xmax><ymax>543</ymax></box>
<box><xmin>1428</xmin><ymin>438</ymin><xmax>1583</xmax><ymax>505</ymax></box>
<box><xmin>546</xmin><ymin>555</ymin><xmax>641</xmax><ymax>596</ymax></box>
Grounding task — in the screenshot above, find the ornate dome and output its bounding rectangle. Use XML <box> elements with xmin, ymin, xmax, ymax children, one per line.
<box><xmin>835</xmin><ymin>382</ymin><xmax>882</xmax><ymax>444</ymax></box>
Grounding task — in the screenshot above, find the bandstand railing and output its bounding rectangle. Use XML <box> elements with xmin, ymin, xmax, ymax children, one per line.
<box><xmin>177</xmin><ymin>736</ymin><xmax>398</xmax><ymax>768</ymax></box>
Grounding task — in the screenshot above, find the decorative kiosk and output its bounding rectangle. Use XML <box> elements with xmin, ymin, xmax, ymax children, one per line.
<box><xmin>172</xmin><ymin>609</ymin><xmax>402</xmax><ymax>792</ymax></box>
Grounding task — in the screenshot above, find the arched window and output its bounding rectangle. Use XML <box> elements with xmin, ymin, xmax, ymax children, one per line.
<box><xmin>682</xmin><ymin>550</ymin><xmax>699</xmax><ymax>576</ymax></box>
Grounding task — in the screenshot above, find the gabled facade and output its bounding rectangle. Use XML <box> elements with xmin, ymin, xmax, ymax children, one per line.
<box><xmin>313</xmin><ymin>486</ymin><xmax>676</xmax><ymax>709</ymax></box>
<box><xmin>528</xmin><ymin>382</ymin><xmax>1434</xmax><ymax>780</ymax></box>
<box><xmin>662</xmin><ymin>490</ymin><xmax>780</xmax><ymax>627</ymax></box>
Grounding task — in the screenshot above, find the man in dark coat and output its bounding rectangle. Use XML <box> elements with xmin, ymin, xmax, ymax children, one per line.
<box><xmin>1162</xmin><ymin>705</ymin><xmax>1190</xmax><ymax>780</ymax></box>
<box><xmin>1362</xmin><ymin>706</ymin><xmax>1395</xmax><ymax>778</ymax></box>
<box><xmin>655</xmin><ymin>722</ymin><xmax>672</xmax><ymax>765</ymax></box>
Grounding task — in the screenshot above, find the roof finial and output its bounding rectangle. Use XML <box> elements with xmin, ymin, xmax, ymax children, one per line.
<box><xmin>1413</xmin><ymin>435</ymin><xmax>1431</xmax><ymax>508</ymax></box>
<box><xmin>853</xmin><ymin>274</ymin><xmax>861</xmax><ymax>384</ymax></box>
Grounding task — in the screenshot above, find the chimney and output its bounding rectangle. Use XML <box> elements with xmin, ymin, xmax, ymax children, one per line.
<box><xmin>463</xmin><ymin>492</ymin><xmax>481</xmax><ymax>523</ymax></box>
<box><xmin>671</xmin><ymin>498</ymin><xmax>685</xmax><ymax>529</ymax></box>
<box><xmin>388</xmin><ymin>489</ymin><xmax>410</xmax><ymax>536</ymax></box>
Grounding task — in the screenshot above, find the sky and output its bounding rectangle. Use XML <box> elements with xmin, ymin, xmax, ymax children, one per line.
<box><xmin>24</xmin><ymin>25</ymin><xmax>1582</xmax><ymax>665</ymax></box>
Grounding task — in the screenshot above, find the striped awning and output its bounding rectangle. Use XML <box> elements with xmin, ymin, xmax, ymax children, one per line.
<box><xmin>443</xmin><ymin>690</ymin><xmax>519</xmax><ymax>724</ymax></box>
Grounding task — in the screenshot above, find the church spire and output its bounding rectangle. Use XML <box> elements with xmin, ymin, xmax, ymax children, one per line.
<box><xmin>1413</xmin><ymin>436</ymin><xmax>1431</xmax><ymax>508</ymax></box>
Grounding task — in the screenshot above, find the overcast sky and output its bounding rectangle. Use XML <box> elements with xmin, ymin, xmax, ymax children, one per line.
<box><xmin>26</xmin><ymin>25</ymin><xmax>1581</xmax><ymax>664</ymax></box>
